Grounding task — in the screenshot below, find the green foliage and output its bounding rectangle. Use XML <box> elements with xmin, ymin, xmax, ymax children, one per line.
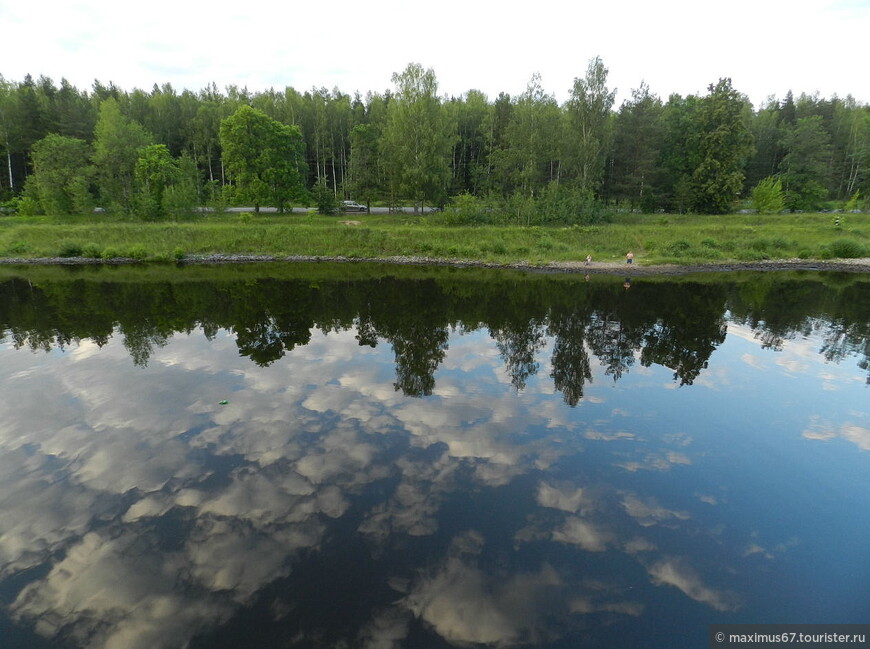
<box><xmin>57</xmin><ymin>240</ymin><xmax>84</xmax><ymax>257</ymax></box>
<box><xmin>28</xmin><ymin>133</ymin><xmax>94</xmax><ymax>215</ymax></box>
<box><xmin>134</xmin><ymin>144</ymin><xmax>179</xmax><ymax>220</ymax></box>
<box><xmin>536</xmin><ymin>183</ymin><xmax>611</xmax><ymax>225</ymax></box>
<box><xmin>564</xmin><ymin>56</ymin><xmax>616</xmax><ymax>192</ymax></box>
<box><xmin>843</xmin><ymin>191</ymin><xmax>861</xmax><ymax>212</ymax></box>
<box><xmin>219</xmin><ymin>105</ymin><xmax>306</xmax><ymax>212</ymax></box>
<box><xmin>382</xmin><ymin>63</ymin><xmax>455</xmax><ymax>206</ymax></box>
<box><xmin>92</xmin><ymin>99</ymin><xmax>154</xmax><ymax>215</ymax></box>
<box><xmin>826</xmin><ymin>238</ymin><xmax>866</xmax><ymax>258</ymax></box>
<box><xmin>312</xmin><ymin>177</ymin><xmax>339</xmax><ymax>215</ymax></box>
<box><xmin>779</xmin><ymin>116</ymin><xmax>832</xmax><ymax>211</ymax></box>
<box><xmin>126</xmin><ymin>244</ymin><xmax>149</xmax><ymax>260</ymax></box>
<box><xmin>690</xmin><ymin>79</ymin><xmax>755</xmax><ymax>214</ymax></box>
<box><xmin>750</xmin><ymin>176</ymin><xmax>785</xmax><ymax>214</ymax></box>
<box><xmin>82</xmin><ymin>242</ymin><xmax>103</xmax><ymax>258</ymax></box>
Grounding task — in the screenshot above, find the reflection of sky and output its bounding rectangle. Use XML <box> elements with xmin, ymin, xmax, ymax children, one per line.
<box><xmin>1</xmin><ymin>314</ymin><xmax>869</xmax><ymax>648</ymax></box>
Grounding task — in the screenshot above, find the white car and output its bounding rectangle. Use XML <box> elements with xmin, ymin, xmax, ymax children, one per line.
<box><xmin>341</xmin><ymin>200</ymin><xmax>368</xmax><ymax>212</ymax></box>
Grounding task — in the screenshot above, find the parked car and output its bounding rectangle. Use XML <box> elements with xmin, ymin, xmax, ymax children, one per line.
<box><xmin>341</xmin><ymin>200</ymin><xmax>368</xmax><ymax>212</ymax></box>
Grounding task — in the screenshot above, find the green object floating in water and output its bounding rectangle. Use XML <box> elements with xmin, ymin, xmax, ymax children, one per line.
<box><xmin>219</xmin><ymin>400</ymin><xmax>229</xmax><ymax>405</ymax></box>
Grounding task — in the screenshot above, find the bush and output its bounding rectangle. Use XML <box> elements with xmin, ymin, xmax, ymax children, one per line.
<box><xmin>750</xmin><ymin>176</ymin><xmax>785</xmax><ymax>214</ymax></box>
<box><xmin>82</xmin><ymin>242</ymin><xmax>103</xmax><ymax>259</ymax></box>
<box><xmin>57</xmin><ymin>240</ymin><xmax>84</xmax><ymax>257</ymax></box>
<box><xmin>126</xmin><ymin>244</ymin><xmax>149</xmax><ymax>260</ymax></box>
<box><xmin>664</xmin><ymin>240</ymin><xmax>692</xmax><ymax>256</ymax></box>
<box><xmin>826</xmin><ymin>238</ymin><xmax>866</xmax><ymax>259</ymax></box>
<box><xmin>312</xmin><ymin>177</ymin><xmax>339</xmax><ymax>215</ymax></box>
<box><xmin>101</xmin><ymin>247</ymin><xmax>122</xmax><ymax>260</ymax></box>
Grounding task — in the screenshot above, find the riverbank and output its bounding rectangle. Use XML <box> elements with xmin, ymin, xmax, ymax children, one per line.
<box><xmin>2</xmin><ymin>253</ymin><xmax>869</xmax><ymax>275</ymax></box>
<box><xmin>1</xmin><ymin>212</ymin><xmax>868</xmax><ymax>271</ymax></box>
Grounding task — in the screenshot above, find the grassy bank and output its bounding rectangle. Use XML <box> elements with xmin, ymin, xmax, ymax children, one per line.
<box><xmin>0</xmin><ymin>211</ymin><xmax>867</xmax><ymax>265</ymax></box>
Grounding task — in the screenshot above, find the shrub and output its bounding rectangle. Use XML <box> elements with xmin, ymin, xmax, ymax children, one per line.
<box><xmin>312</xmin><ymin>177</ymin><xmax>339</xmax><ymax>215</ymax></box>
<box><xmin>664</xmin><ymin>240</ymin><xmax>691</xmax><ymax>256</ymax></box>
<box><xmin>82</xmin><ymin>242</ymin><xmax>103</xmax><ymax>259</ymax></box>
<box><xmin>750</xmin><ymin>176</ymin><xmax>785</xmax><ymax>214</ymax></box>
<box><xmin>5</xmin><ymin>241</ymin><xmax>30</xmax><ymax>254</ymax></box>
<box><xmin>826</xmin><ymin>239</ymin><xmax>866</xmax><ymax>259</ymax></box>
<box><xmin>101</xmin><ymin>247</ymin><xmax>122</xmax><ymax>260</ymax></box>
<box><xmin>57</xmin><ymin>240</ymin><xmax>84</xmax><ymax>257</ymax></box>
<box><xmin>126</xmin><ymin>244</ymin><xmax>148</xmax><ymax>260</ymax></box>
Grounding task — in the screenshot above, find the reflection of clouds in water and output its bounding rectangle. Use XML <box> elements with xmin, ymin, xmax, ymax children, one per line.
<box><xmin>537</xmin><ymin>481</ymin><xmax>594</xmax><ymax>514</ymax></box>
<box><xmin>403</xmin><ymin>532</ymin><xmax>564</xmax><ymax>647</ymax></box>
<box><xmin>740</xmin><ymin>353</ymin><xmax>765</xmax><ymax>370</ymax></box>
<box><xmin>615</xmin><ymin>450</ymin><xmax>691</xmax><ymax>472</ymax></box>
<box><xmin>647</xmin><ymin>558</ymin><xmax>740</xmax><ymax>612</ymax></box>
<box><xmin>621</xmin><ymin>494</ymin><xmax>691</xmax><ymax>527</ymax></box>
<box><xmin>11</xmin><ymin>530</ymin><xmax>234</xmax><ymax>649</ymax></box>
<box><xmin>553</xmin><ymin>517</ymin><xmax>613</xmax><ymax>552</ymax></box>
<box><xmin>803</xmin><ymin>418</ymin><xmax>870</xmax><ymax>451</ymax></box>
<box><xmin>0</xmin><ymin>449</ymin><xmax>118</xmax><ymax>579</ymax></box>
<box><xmin>1</xmin><ymin>321</ymin><xmax>756</xmax><ymax>647</ymax></box>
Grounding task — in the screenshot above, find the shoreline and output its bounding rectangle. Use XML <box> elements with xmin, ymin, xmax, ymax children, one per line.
<box><xmin>2</xmin><ymin>254</ymin><xmax>870</xmax><ymax>275</ymax></box>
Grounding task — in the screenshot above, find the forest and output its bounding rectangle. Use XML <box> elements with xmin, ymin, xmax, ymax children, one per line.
<box><xmin>1</xmin><ymin>58</ymin><xmax>868</xmax><ymax>221</ymax></box>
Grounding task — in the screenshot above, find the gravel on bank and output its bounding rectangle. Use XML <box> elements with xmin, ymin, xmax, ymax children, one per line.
<box><xmin>1</xmin><ymin>254</ymin><xmax>870</xmax><ymax>275</ymax></box>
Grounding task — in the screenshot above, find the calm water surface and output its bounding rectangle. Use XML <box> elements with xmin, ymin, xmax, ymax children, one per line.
<box><xmin>0</xmin><ymin>264</ymin><xmax>868</xmax><ymax>648</ymax></box>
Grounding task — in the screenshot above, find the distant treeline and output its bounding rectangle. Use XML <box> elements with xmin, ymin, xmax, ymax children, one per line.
<box><xmin>1</xmin><ymin>58</ymin><xmax>868</xmax><ymax>219</ymax></box>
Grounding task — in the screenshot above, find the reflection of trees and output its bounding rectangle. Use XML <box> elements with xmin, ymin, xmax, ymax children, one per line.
<box><xmin>390</xmin><ymin>325</ymin><xmax>449</xmax><ymax>397</ymax></box>
<box><xmin>548</xmin><ymin>312</ymin><xmax>592</xmax><ymax>406</ymax></box>
<box><xmin>493</xmin><ymin>319</ymin><xmax>547</xmax><ymax>391</ymax></box>
<box><xmin>638</xmin><ymin>285</ymin><xmax>728</xmax><ymax>385</ymax></box>
<box><xmin>1</xmin><ymin>268</ymin><xmax>868</xmax><ymax>390</ymax></box>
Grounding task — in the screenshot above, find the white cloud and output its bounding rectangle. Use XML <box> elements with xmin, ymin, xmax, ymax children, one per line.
<box><xmin>3</xmin><ymin>0</ymin><xmax>868</xmax><ymax>107</ymax></box>
<box><xmin>647</xmin><ymin>558</ymin><xmax>740</xmax><ymax>612</ymax></box>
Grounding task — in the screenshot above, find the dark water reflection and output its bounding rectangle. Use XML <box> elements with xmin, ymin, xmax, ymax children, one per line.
<box><xmin>0</xmin><ymin>264</ymin><xmax>868</xmax><ymax>649</ymax></box>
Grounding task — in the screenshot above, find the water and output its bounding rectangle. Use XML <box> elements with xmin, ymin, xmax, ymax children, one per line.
<box><xmin>0</xmin><ymin>264</ymin><xmax>868</xmax><ymax>648</ymax></box>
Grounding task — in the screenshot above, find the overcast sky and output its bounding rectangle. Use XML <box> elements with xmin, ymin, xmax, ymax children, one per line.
<box><xmin>2</xmin><ymin>0</ymin><xmax>868</xmax><ymax>108</ymax></box>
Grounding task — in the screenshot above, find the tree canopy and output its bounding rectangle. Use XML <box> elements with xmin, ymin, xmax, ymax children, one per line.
<box><xmin>1</xmin><ymin>63</ymin><xmax>869</xmax><ymax>216</ymax></box>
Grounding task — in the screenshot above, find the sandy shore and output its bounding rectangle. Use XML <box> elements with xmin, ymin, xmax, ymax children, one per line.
<box><xmin>2</xmin><ymin>255</ymin><xmax>870</xmax><ymax>275</ymax></box>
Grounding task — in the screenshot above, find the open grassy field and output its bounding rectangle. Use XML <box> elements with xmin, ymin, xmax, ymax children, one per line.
<box><xmin>0</xmin><ymin>211</ymin><xmax>867</xmax><ymax>265</ymax></box>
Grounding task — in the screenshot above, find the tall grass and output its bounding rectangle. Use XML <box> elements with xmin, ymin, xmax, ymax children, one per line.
<box><xmin>0</xmin><ymin>212</ymin><xmax>867</xmax><ymax>265</ymax></box>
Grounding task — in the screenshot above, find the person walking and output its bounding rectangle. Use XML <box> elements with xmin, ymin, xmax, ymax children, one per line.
<box><xmin>626</xmin><ymin>251</ymin><xmax>634</xmax><ymax>264</ymax></box>
<box><xmin>585</xmin><ymin>254</ymin><xmax>592</xmax><ymax>266</ymax></box>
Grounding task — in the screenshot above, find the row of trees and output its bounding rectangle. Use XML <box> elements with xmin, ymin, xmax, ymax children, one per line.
<box><xmin>1</xmin><ymin>60</ymin><xmax>868</xmax><ymax>217</ymax></box>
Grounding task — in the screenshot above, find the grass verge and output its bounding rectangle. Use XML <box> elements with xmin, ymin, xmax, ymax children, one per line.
<box><xmin>0</xmin><ymin>211</ymin><xmax>867</xmax><ymax>265</ymax></box>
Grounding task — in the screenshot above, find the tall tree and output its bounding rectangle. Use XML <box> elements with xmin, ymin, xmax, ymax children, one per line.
<box><xmin>25</xmin><ymin>133</ymin><xmax>93</xmax><ymax>214</ymax></box>
<box><xmin>381</xmin><ymin>63</ymin><xmax>455</xmax><ymax>209</ymax></box>
<box><xmin>219</xmin><ymin>105</ymin><xmax>306</xmax><ymax>212</ymax></box>
<box><xmin>92</xmin><ymin>98</ymin><xmax>153</xmax><ymax>214</ymax></box>
<box><xmin>564</xmin><ymin>56</ymin><xmax>616</xmax><ymax>193</ymax></box>
<box><xmin>489</xmin><ymin>74</ymin><xmax>561</xmax><ymax>197</ymax></box>
<box><xmin>654</xmin><ymin>93</ymin><xmax>701</xmax><ymax>212</ymax></box>
<box><xmin>606</xmin><ymin>82</ymin><xmax>663</xmax><ymax>209</ymax></box>
<box><xmin>779</xmin><ymin>115</ymin><xmax>833</xmax><ymax>210</ymax></box>
<box><xmin>133</xmin><ymin>144</ymin><xmax>180</xmax><ymax>219</ymax></box>
<box><xmin>348</xmin><ymin>123</ymin><xmax>380</xmax><ymax>206</ymax></box>
<box><xmin>690</xmin><ymin>78</ymin><xmax>754</xmax><ymax>213</ymax></box>
<box><xmin>447</xmin><ymin>89</ymin><xmax>492</xmax><ymax>195</ymax></box>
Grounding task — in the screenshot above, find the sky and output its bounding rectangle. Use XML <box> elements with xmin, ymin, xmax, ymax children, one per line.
<box><xmin>2</xmin><ymin>0</ymin><xmax>869</xmax><ymax>108</ymax></box>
